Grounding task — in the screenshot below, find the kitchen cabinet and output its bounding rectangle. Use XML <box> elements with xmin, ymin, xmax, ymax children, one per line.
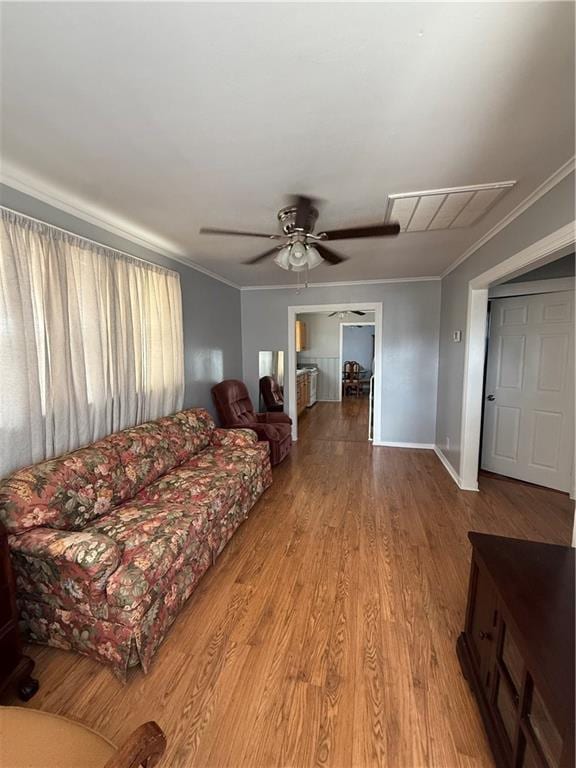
<box><xmin>296</xmin><ymin>372</ymin><xmax>309</xmax><ymax>416</ymax></box>
<box><xmin>295</xmin><ymin>321</ymin><xmax>307</xmax><ymax>352</ymax></box>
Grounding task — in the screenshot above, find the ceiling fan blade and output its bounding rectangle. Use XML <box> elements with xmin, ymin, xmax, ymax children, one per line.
<box><xmin>318</xmin><ymin>222</ymin><xmax>401</xmax><ymax>241</ymax></box>
<box><xmin>200</xmin><ymin>227</ymin><xmax>283</xmax><ymax>240</ymax></box>
<box><xmin>242</xmin><ymin>246</ymin><xmax>280</xmax><ymax>265</ymax></box>
<box><xmin>293</xmin><ymin>195</ymin><xmax>315</xmax><ymax>231</ymax></box>
<box><xmin>315</xmin><ymin>243</ymin><xmax>348</xmax><ymax>265</ymax></box>
<box><xmin>351</xmin><ymin>311</ymin><xmax>366</xmax><ymax>316</ymax></box>
<box><xmin>328</xmin><ymin>312</ymin><xmax>337</xmax><ymax>317</ymax></box>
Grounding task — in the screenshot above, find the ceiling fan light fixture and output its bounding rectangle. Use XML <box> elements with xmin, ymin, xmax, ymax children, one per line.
<box><xmin>306</xmin><ymin>246</ymin><xmax>323</xmax><ymax>269</ymax></box>
<box><xmin>288</xmin><ymin>241</ymin><xmax>308</xmax><ymax>269</ymax></box>
<box><xmin>273</xmin><ymin>245</ymin><xmax>292</xmax><ymax>271</ymax></box>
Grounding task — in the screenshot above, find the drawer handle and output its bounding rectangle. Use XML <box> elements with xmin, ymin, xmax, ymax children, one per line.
<box><xmin>479</xmin><ymin>631</ymin><xmax>492</xmax><ymax>641</ymax></box>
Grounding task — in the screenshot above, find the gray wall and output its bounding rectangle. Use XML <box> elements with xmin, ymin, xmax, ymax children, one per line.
<box><xmin>241</xmin><ymin>281</ymin><xmax>441</xmax><ymax>444</ymax></box>
<box><xmin>0</xmin><ymin>185</ymin><xmax>243</xmax><ymax>418</ymax></box>
<box><xmin>436</xmin><ymin>171</ymin><xmax>575</xmax><ymax>475</ymax></box>
<box><xmin>505</xmin><ymin>252</ymin><xmax>575</xmax><ymax>283</ymax></box>
<box><xmin>295</xmin><ymin>311</ymin><xmax>375</xmax><ymax>359</ymax></box>
<box><xmin>342</xmin><ymin>324</ymin><xmax>375</xmax><ymax>373</ymax></box>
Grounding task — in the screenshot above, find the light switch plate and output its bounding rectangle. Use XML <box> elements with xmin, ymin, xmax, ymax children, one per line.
<box><xmin>452</xmin><ymin>330</ymin><xmax>462</xmax><ymax>343</ymax></box>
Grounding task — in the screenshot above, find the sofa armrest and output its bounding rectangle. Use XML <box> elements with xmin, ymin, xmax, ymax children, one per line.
<box><xmin>256</xmin><ymin>412</ymin><xmax>292</xmax><ymax>426</ymax></box>
<box><xmin>223</xmin><ymin>422</ymin><xmax>282</xmax><ymax>442</ymax></box>
<box><xmin>9</xmin><ymin>527</ymin><xmax>121</xmax><ymax>589</ymax></box>
<box><xmin>211</xmin><ymin>427</ymin><xmax>259</xmax><ymax>448</ymax></box>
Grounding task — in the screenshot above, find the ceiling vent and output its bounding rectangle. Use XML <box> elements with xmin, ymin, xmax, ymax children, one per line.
<box><xmin>385</xmin><ymin>181</ymin><xmax>516</xmax><ymax>232</ymax></box>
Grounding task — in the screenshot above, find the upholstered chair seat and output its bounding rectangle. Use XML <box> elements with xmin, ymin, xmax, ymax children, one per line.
<box><xmin>259</xmin><ymin>375</ymin><xmax>286</xmax><ymax>412</ymax></box>
<box><xmin>212</xmin><ymin>379</ymin><xmax>292</xmax><ymax>465</ymax></box>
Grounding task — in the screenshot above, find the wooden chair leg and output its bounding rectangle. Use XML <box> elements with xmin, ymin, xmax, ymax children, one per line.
<box><xmin>104</xmin><ymin>722</ymin><xmax>166</xmax><ymax>768</ymax></box>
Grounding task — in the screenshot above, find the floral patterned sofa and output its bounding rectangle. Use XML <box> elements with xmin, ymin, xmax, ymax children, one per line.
<box><xmin>0</xmin><ymin>408</ymin><xmax>272</xmax><ymax>679</ymax></box>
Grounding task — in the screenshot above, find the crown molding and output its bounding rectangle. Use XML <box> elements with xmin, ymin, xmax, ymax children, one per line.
<box><xmin>0</xmin><ymin>166</ymin><xmax>241</xmax><ymax>290</ymax></box>
<box><xmin>1</xmin><ymin>169</ymin><xmax>435</xmax><ymax>292</ymax></box>
<box><xmin>441</xmin><ymin>156</ymin><xmax>576</xmax><ymax>279</ymax></box>
<box><xmin>5</xmin><ymin>154</ymin><xmax>572</xmax><ymax>293</ymax></box>
<box><xmin>241</xmin><ymin>275</ymin><xmax>441</xmax><ymax>291</ymax></box>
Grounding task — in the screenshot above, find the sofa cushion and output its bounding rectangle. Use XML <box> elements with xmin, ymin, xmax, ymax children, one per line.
<box><xmin>105</xmin><ymin>423</ymin><xmax>181</xmax><ymax>499</ymax></box>
<box><xmin>183</xmin><ymin>444</ymin><xmax>270</xmax><ymax>483</ymax></box>
<box><xmin>166</xmin><ymin>408</ymin><xmax>215</xmax><ymax>458</ymax></box>
<box><xmin>0</xmin><ymin>441</ymin><xmax>130</xmax><ymax>533</ymax></box>
<box><xmin>136</xmin><ymin>465</ymin><xmax>242</xmax><ymax>518</ymax></box>
<box><xmin>106</xmin><ymin>409</ymin><xmax>216</xmax><ymax>499</ymax></box>
<box><xmin>86</xmin><ymin>500</ymin><xmax>211</xmax><ymax>612</ymax></box>
<box><xmin>0</xmin><ymin>408</ymin><xmax>217</xmax><ymax>535</ymax></box>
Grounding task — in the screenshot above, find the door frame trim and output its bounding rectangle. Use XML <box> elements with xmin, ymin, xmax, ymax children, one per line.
<box><xmin>459</xmin><ymin>221</ymin><xmax>575</xmax><ymax>493</ymax></box>
<box><xmin>489</xmin><ymin>276</ymin><xmax>574</xmax><ymax>299</ymax></box>
<box><xmin>287</xmin><ymin>302</ymin><xmax>383</xmax><ymax>442</ymax></box>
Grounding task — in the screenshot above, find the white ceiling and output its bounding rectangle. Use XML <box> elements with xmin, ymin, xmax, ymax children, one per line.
<box><xmin>1</xmin><ymin>2</ymin><xmax>574</xmax><ymax>286</ymax></box>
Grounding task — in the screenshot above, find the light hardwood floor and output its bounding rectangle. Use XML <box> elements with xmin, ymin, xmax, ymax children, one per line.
<box><xmin>7</xmin><ymin>401</ymin><xmax>573</xmax><ymax>767</ymax></box>
<box><xmin>299</xmin><ymin>395</ymin><xmax>370</xmax><ymax>443</ymax></box>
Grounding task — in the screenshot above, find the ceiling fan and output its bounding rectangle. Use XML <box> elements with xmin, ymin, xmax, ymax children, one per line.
<box><xmin>328</xmin><ymin>310</ymin><xmax>366</xmax><ymax>318</ymax></box>
<box><xmin>199</xmin><ymin>195</ymin><xmax>400</xmax><ymax>273</ymax></box>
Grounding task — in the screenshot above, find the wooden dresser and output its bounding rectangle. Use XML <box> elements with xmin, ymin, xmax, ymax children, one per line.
<box><xmin>0</xmin><ymin>521</ymin><xmax>38</xmax><ymax>701</ymax></box>
<box><xmin>458</xmin><ymin>532</ymin><xmax>574</xmax><ymax>768</ymax></box>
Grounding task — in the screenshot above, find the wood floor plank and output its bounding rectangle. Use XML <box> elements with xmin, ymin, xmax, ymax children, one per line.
<box><xmin>4</xmin><ymin>399</ymin><xmax>573</xmax><ymax>767</ymax></box>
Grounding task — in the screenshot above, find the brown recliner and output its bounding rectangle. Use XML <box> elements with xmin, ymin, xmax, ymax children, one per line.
<box><xmin>259</xmin><ymin>376</ymin><xmax>285</xmax><ymax>412</ymax></box>
<box><xmin>211</xmin><ymin>379</ymin><xmax>292</xmax><ymax>466</ymax></box>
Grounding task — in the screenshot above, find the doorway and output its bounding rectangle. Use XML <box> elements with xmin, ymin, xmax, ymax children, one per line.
<box><xmin>338</xmin><ymin>322</ymin><xmax>375</xmax><ymax>401</ymax></box>
<box><xmin>459</xmin><ymin>222</ymin><xmax>575</xmax><ymax>496</ymax></box>
<box><xmin>287</xmin><ymin>302</ymin><xmax>383</xmax><ymax>442</ymax></box>
<box><xmin>481</xmin><ymin>290</ymin><xmax>574</xmax><ymax>492</ymax></box>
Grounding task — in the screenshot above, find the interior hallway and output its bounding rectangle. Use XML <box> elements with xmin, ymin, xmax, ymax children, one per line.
<box><xmin>7</xmin><ymin>407</ymin><xmax>573</xmax><ymax>767</ymax></box>
<box><xmin>299</xmin><ymin>397</ymin><xmax>370</xmax><ymax>443</ymax></box>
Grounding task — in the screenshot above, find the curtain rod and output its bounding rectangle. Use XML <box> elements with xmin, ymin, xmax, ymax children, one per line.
<box><xmin>0</xmin><ymin>205</ymin><xmax>180</xmax><ymax>277</ymax></box>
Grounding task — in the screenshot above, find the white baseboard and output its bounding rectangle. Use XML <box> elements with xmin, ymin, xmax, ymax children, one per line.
<box><xmin>434</xmin><ymin>446</ymin><xmax>479</xmax><ymax>492</ymax></box>
<box><xmin>372</xmin><ymin>441</ymin><xmax>435</xmax><ymax>449</ymax></box>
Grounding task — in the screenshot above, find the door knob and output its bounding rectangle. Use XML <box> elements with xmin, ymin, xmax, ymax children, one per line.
<box><xmin>487</xmin><ymin>394</ymin><xmax>495</xmax><ymax>401</ymax></box>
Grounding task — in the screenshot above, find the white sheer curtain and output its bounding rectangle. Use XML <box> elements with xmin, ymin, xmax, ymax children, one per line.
<box><xmin>0</xmin><ymin>208</ymin><xmax>184</xmax><ymax>478</ymax></box>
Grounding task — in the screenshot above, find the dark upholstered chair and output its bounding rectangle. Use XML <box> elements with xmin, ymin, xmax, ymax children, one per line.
<box><xmin>259</xmin><ymin>376</ymin><xmax>285</xmax><ymax>412</ymax></box>
<box><xmin>212</xmin><ymin>380</ymin><xmax>292</xmax><ymax>466</ymax></box>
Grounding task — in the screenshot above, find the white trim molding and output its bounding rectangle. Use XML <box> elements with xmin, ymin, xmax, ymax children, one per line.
<box><xmin>434</xmin><ymin>446</ymin><xmax>463</xmax><ymax>488</ymax></box>
<box><xmin>374</xmin><ymin>441</ymin><xmax>435</xmax><ymax>449</ymax></box>
<box><xmin>3</xmin><ymin>154</ymin><xmax>572</xmax><ymax>293</ymax></box>
<box><xmin>1</xmin><ymin>165</ymin><xmax>241</xmax><ymax>290</ymax></box>
<box><xmin>433</xmin><ymin>446</ymin><xmax>480</xmax><ymax>491</ymax></box>
<box><xmin>241</xmin><ymin>276</ymin><xmax>441</xmax><ymax>291</ymax></box>
<box><xmin>459</xmin><ymin>221</ymin><xmax>576</xmax><ymax>493</ymax></box>
<box><xmin>489</xmin><ymin>276</ymin><xmax>574</xmax><ymax>299</ymax></box>
<box><xmin>442</xmin><ymin>156</ymin><xmax>575</xmax><ymax>278</ymax></box>
<box><xmin>287</xmin><ymin>302</ymin><xmax>383</xmax><ymax>443</ymax></box>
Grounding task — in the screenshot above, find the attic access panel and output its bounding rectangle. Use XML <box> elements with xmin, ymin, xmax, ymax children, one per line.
<box><xmin>386</xmin><ymin>181</ymin><xmax>516</xmax><ymax>232</ymax></box>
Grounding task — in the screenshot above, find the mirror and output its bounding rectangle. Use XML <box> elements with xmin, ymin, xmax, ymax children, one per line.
<box><xmin>258</xmin><ymin>351</ymin><xmax>284</xmax><ymax>411</ymax></box>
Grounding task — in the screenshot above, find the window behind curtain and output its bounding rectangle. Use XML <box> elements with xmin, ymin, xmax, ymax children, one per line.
<box><xmin>0</xmin><ymin>207</ymin><xmax>185</xmax><ymax>478</ymax></box>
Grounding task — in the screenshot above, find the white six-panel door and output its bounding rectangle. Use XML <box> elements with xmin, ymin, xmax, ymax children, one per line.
<box><xmin>481</xmin><ymin>291</ymin><xmax>574</xmax><ymax>492</ymax></box>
